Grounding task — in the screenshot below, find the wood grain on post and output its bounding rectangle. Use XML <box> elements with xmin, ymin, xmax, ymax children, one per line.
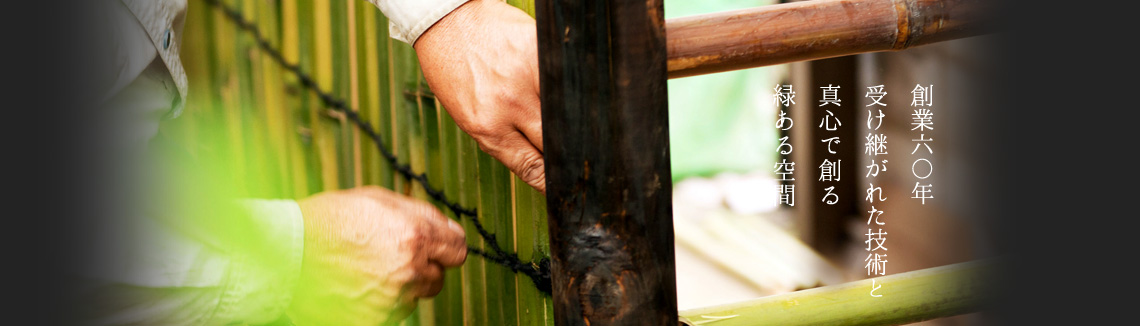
<box><xmin>536</xmin><ymin>0</ymin><xmax>678</xmax><ymax>325</ymax></box>
<box><xmin>666</xmin><ymin>0</ymin><xmax>992</xmax><ymax>78</ymax></box>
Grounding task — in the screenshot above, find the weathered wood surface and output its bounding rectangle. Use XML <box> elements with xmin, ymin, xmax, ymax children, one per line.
<box><xmin>666</xmin><ymin>0</ymin><xmax>992</xmax><ymax>78</ymax></box>
<box><xmin>536</xmin><ymin>0</ymin><xmax>678</xmax><ymax>325</ymax></box>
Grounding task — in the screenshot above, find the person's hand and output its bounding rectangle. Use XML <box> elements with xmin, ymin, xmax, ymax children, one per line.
<box><xmin>287</xmin><ymin>186</ymin><xmax>466</xmax><ymax>325</ymax></box>
<box><xmin>414</xmin><ymin>0</ymin><xmax>545</xmax><ymax>193</ymax></box>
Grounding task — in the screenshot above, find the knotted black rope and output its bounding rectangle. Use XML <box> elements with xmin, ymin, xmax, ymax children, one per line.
<box><xmin>203</xmin><ymin>0</ymin><xmax>551</xmax><ymax>295</ymax></box>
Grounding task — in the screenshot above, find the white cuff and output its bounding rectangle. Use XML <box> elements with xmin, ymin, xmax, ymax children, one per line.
<box><xmin>210</xmin><ymin>199</ymin><xmax>305</xmax><ymax>325</ymax></box>
<box><xmin>368</xmin><ymin>0</ymin><xmax>470</xmax><ymax>45</ymax></box>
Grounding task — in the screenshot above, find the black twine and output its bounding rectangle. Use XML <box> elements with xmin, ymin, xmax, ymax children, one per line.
<box><xmin>203</xmin><ymin>0</ymin><xmax>551</xmax><ymax>295</ymax></box>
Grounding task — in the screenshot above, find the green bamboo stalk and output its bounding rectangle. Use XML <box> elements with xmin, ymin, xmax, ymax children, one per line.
<box><xmin>346</xmin><ymin>0</ymin><xmax>364</xmax><ymax>188</ymax></box>
<box><xmin>507</xmin><ymin>0</ymin><xmax>536</xmax><ymax>17</ymax></box>
<box><xmin>211</xmin><ymin>0</ymin><xmax>250</xmax><ymax>197</ymax></box>
<box><xmin>390</xmin><ymin>23</ymin><xmax>424</xmax><ymax>326</ymax></box>
<box><xmin>505</xmin><ymin>0</ymin><xmax>545</xmax><ymax>324</ymax></box>
<box><xmin>309</xmin><ymin>0</ymin><xmax>340</xmax><ymax>191</ymax></box>
<box><xmin>249</xmin><ymin>0</ymin><xmax>295</xmax><ymax>198</ymax></box>
<box><xmin>416</xmin><ymin>87</ymin><xmax>449</xmax><ymax>326</ymax></box>
<box><xmin>477</xmin><ymin>149</ymin><xmax>518</xmax><ymax>326</ymax></box>
<box><xmin>678</xmin><ymin>261</ymin><xmax>991</xmax><ymax>326</ymax></box>
<box><xmin>241</xmin><ymin>0</ymin><xmax>267</xmax><ymax>197</ymax></box>
<box><xmin>173</xmin><ymin>0</ymin><xmax>214</xmax><ymax>148</ymax></box>
<box><xmin>329</xmin><ymin>0</ymin><xmax>355</xmax><ymax>189</ymax></box>
<box><xmin>405</xmin><ymin>80</ymin><xmax>427</xmax><ymax>200</ymax></box>
<box><xmin>239</xmin><ymin>0</ymin><xmax>273</xmax><ymax>198</ymax></box>
<box><xmin>406</xmin><ymin>43</ymin><xmax>435</xmax><ymax>326</ymax></box>
<box><xmin>294</xmin><ymin>0</ymin><xmax>325</xmax><ymax>194</ymax></box>
<box><xmin>390</xmin><ymin>39</ymin><xmax>418</xmax><ymax>195</ymax></box>
<box><xmin>276</xmin><ymin>0</ymin><xmax>312</xmax><ymax>198</ymax></box>
<box><xmin>420</xmin><ymin>91</ymin><xmax>443</xmax><ymax>203</ymax></box>
<box><xmin>272</xmin><ymin>0</ymin><xmax>304</xmax><ymax>199</ymax></box>
<box><xmin>533</xmin><ymin>190</ymin><xmax>554</xmax><ymax>326</ymax></box>
<box><xmin>357</xmin><ymin>0</ymin><xmax>395</xmax><ymax>189</ymax></box>
<box><xmin>373</xmin><ymin>7</ymin><xmax>396</xmax><ymax>190</ymax></box>
<box><xmin>512</xmin><ymin>175</ymin><xmax>553</xmax><ymax>326</ymax></box>
<box><xmin>459</xmin><ymin>132</ymin><xmax>488</xmax><ymax>325</ymax></box>
<box><xmin>435</xmin><ymin>103</ymin><xmax>464</xmax><ymax>326</ymax></box>
<box><xmin>264</xmin><ymin>0</ymin><xmax>297</xmax><ymax>197</ymax></box>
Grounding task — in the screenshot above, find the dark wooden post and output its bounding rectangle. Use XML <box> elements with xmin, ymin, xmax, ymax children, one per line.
<box><xmin>536</xmin><ymin>0</ymin><xmax>678</xmax><ymax>325</ymax></box>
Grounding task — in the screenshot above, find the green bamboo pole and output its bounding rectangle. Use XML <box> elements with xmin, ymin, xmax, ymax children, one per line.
<box><xmin>174</xmin><ymin>0</ymin><xmax>215</xmax><ymax>150</ymax></box>
<box><xmin>390</xmin><ymin>36</ymin><xmax>418</xmax><ymax>195</ymax></box>
<box><xmin>238</xmin><ymin>0</ymin><xmax>274</xmax><ymax>198</ymax></box>
<box><xmin>533</xmin><ymin>188</ymin><xmax>554</xmax><ymax>326</ymax></box>
<box><xmin>250</xmin><ymin>0</ymin><xmax>294</xmax><ymax>198</ymax></box>
<box><xmin>330</xmin><ymin>0</ymin><xmax>355</xmax><ymax>189</ymax></box>
<box><xmin>309</xmin><ymin>0</ymin><xmax>338</xmax><ymax>191</ymax></box>
<box><xmin>417</xmin><ymin>86</ymin><xmax>448</xmax><ymax>326</ymax></box>
<box><xmin>500</xmin><ymin>2</ymin><xmax>552</xmax><ymax>325</ymax></box>
<box><xmin>357</xmin><ymin>0</ymin><xmax>395</xmax><ymax>189</ymax></box>
<box><xmin>477</xmin><ymin>148</ymin><xmax>518</xmax><ymax>325</ymax></box>
<box><xmin>405</xmin><ymin>78</ymin><xmax>428</xmax><ymax>201</ymax></box>
<box><xmin>406</xmin><ymin>43</ymin><xmax>435</xmax><ymax>326</ymax></box>
<box><xmin>513</xmin><ymin>175</ymin><xmax>554</xmax><ymax>326</ymax></box>
<box><xmin>256</xmin><ymin>0</ymin><xmax>296</xmax><ymax>197</ymax></box>
<box><xmin>346</xmin><ymin>0</ymin><xmax>364</xmax><ymax>189</ymax></box>
<box><xmin>294</xmin><ymin>0</ymin><xmax>325</xmax><ymax>194</ymax></box>
<box><xmin>278</xmin><ymin>0</ymin><xmax>315</xmax><ymax>197</ymax></box>
<box><xmin>420</xmin><ymin>96</ymin><xmax>443</xmax><ymax>205</ymax></box>
<box><xmin>678</xmin><ymin>261</ymin><xmax>991</xmax><ymax>326</ymax></box>
<box><xmin>435</xmin><ymin>104</ymin><xmax>464</xmax><ymax>325</ymax></box>
<box><xmin>243</xmin><ymin>0</ymin><xmax>265</xmax><ymax>197</ymax></box>
<box><xmin>211</xmin><ymin>0</ymin><xmax>248</xmax><ymax>196</ymax></box>
<box><xmin>459</xmin><ymin>132</ymin><xmax>488</xmax><ymax>325</ymax></box>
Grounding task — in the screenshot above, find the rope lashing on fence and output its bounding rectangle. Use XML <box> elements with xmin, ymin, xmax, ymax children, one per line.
<box><xmin>203</xmin><ymin>0</ymin><xmax>552</xmax><ymax>295</ymax></box>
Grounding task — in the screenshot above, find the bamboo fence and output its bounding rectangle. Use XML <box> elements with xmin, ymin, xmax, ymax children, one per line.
<box><xmin>176</xmin><ymin>1</ymin><xmax>552</xmax><ymax>325</ymax></box>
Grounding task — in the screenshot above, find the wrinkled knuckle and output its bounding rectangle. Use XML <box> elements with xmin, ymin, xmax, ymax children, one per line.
<box><xmin>467</xmin><ymin>123</ymin><xmax>491</xmax><ymax>139</ymax></box>
<box><xmin>474</xmin><ymin>138</ymin><xmax>501</xmax><ymax>157</ymax></box>
<box><xmin>517</xmin><ymin>152</ymin><xmax>545</xmax><ymax>180</ymax></box>
<box><xmin>465</xmin><ymin>115</ymin><xmax>498</xmax><ymax>139</ymax></box>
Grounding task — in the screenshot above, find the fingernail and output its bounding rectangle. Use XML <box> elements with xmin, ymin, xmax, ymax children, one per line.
<box><xmin>448</xmin><ymin>219</ymin><xmax>463</xmax><ymax>233</ymax></box>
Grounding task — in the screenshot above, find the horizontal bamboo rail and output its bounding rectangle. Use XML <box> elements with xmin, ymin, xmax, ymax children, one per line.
<box><xmin>678</xmin><ymin>260</ymin><xmax>992</xmax><ymax>326</ymax></box>
<box><xmin>665</xmin><ymin>0</ymin><xmax>993</xmax><ymax>78</ymax></box>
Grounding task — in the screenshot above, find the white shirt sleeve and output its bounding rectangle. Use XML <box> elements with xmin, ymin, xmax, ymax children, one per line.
<box><xmin>208</xmin><ymin>200</ymin><xmax>306</xmax><ymax>324</ymax></box>
<box><xmin>366</xmin><ymin>0</ymin><xmax>471</xmax><ymax>45</ymax></box>
<box><xmin>79</xmin><ymin>200</ymin><xmax>304</xmax><ymax>326</ymax></box>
